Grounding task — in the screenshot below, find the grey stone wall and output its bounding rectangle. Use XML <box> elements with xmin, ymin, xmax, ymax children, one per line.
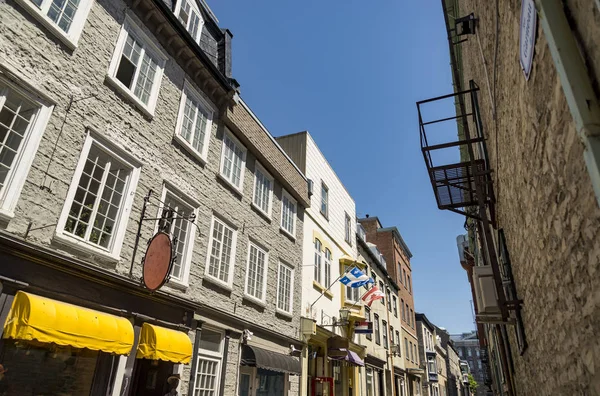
<box><xmin>455</xmin><ymin>0</ymin><xmax>600</xmax><ymax>394</ymax></box>
<box><xmin>0</xmin><ymin>0</ymin><xmax>304</xmax><ymax>392</ymax></box>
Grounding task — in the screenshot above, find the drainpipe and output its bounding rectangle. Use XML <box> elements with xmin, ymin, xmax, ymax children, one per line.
<box><xmin>536</xmin><ymin>0</ymin><xmax>600</xmax><ymax>207</ymax></box>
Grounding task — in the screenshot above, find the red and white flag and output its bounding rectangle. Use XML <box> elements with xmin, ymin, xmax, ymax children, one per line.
<box><xmin>362</xmin><ymin>286</ymin><xmax>385</xmax><ymax>307</ymax></box>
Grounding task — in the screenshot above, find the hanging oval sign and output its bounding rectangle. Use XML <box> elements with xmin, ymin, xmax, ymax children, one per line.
<box><xmin>142</xmin><ymin>232</ymin><xmax>173</xmax><ymax>291</ymax></box>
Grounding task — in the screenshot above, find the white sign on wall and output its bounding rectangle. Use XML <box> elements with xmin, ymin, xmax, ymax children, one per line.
<box><xmin>519</xmin><ymin>0</ymin><xmax>537</xmax><ymax>80</ymax></box>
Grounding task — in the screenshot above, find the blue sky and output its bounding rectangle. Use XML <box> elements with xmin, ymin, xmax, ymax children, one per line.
<box><xmin>209</xmin><ymin>0</ymin><xmax>474</xmax><ymax>333</ymax></box>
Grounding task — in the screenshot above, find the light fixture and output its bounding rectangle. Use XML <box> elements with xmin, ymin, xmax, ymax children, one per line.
<box><xmin>337</xmin><ymin>308</ymin><xmax>350</xmax><ymax>325</ymax></box>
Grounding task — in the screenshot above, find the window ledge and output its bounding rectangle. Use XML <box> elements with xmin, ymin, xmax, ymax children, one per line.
<box><xmin>243</xmin><ymin>294</ymin><xmax>266</xmax><ymax>308</ymax></box>
<box><xmin>276</xmin><ymin>308</ymin><xmax>293</xmax><ymax>319</ymax></box>
<box><xmin>217</xmin><ymin>173</ymin><xmax>244</xmax><ymax>197</ymax></box>
<box><xmin>165</xmin><ymin>278</ymin><xmax>189</xmax><ymax>291</ymax></box>
<box><xmin>173</xmin><ymin>134</ymin><xmax>208</xmax><ymax>166</ymax></box>
<box><xmin>14</xmin><ymin>0</ymin><xmax>79</xmax><ymax>50</ymax></box>
<box><xmin>53</xmin><ymin>232</ymin><xmax>120</xmax><ymax>263</ymax></box>
<box><xmin>251</xmin><ymin>202</ymin><xmax>271</xmax><ymax>222</ymax></box>
<box><xmin>279</xmin><ymin>226</ymin><xmax>296</xmax><ymax>241</ymax></box>
<box><xmin>105</xmin><ymin>75</ymin><xmax>155</xmax><ymax>119</ymax></box>
<box><xmin>203</xmin><ymin>274</ymin><xmax>233</xmax><ymax>292</ymax></box>
<box><xmin>0</xmin><ymin>209</ymin><xmax>15</xmax><ymax>223</ymax></box>
<box><xmin>312</xmin><ymin>281</ymin><xmax>333</xmax><ymax>299</ymax></box>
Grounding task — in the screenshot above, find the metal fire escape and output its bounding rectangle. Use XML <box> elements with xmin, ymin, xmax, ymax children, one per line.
<box><xmin>415</xmin><ymin>1</ymin><xmax>522</xmax><ymax>325</ymax></box>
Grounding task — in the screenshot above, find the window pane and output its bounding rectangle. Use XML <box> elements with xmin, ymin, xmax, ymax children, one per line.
<box><xmin>247</xmin><ymin>244</ymin><xmax>266</xmax><ymax>300</ymax></box>
<box><xmin>253</xmin><ymin>168</ymin><xmax>271</xmax><ymax>213</ymax></box>
<box><xmin>116</xmin><ymin>35</ymin><xmax>141</xmax><ymax>89</ymax></box>
<box><xmin>222</xmin><ymin>135</ymin><xmax>244</xmax><ymax>187</ymax></box>
<box><xmin>199</xmin><ymin>329</ymin><xmax>222</xmax><ymax>353</ymax></box>
<box><xmin>133</xmin><ymin>52</ymin><xmax>157</xmax><ymax>105</ymax></box>
<box><xmin>313</xmin><ymin>239</ymin><xmax>321</xmax><ymax>283</ymax></box>
<box><xmin>46</xmin><ymin>0</ymin><xmax>81</xmax><ymax>33</ymax></box>
<box><xmin>1</xmin><ymin>340</ymin><xmax>100</xmax><ymax>394</ymax></box>
<box><xmin>208</xmin><ymin>219</ymin><xmax>234</xmax><ymax>283</ymax></box>
<box><xmin>277</xmin><ymin>264</ymin><xmax>292</xmax><ymax>312</ymax></box>
<box><xmin>162</xmin><ymin>192</ymin><xmax>192</xmax><ymax>281</ymax></box>
<box><xmin>0</xmin><ymin>87</ymin><xmax>37</xmax><ymax>191</ymax></box>
<box><xmin>64</xmin><ymin>144</ymin><xmax>131</xmax><ymax>248</ymax></box>
<box><xmin>324</xmin><ymin>249</ymin><xmax>331</xmax><ymax>287</ymax></box>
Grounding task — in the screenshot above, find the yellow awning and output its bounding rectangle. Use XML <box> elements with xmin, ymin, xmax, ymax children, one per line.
<box><xmin>339</xmin><ymin>255</ymin><xmax>355</xmax><ymax>266</ymax></box>
<box><xmin>136</xmin><ymin>323</ymin><xmax>192</xmax><ymax>364</ymax></box>
<box><xmin>3</xmin><ymin>291</ymin><xmax>134</xmax><ymax>355</ymax></box>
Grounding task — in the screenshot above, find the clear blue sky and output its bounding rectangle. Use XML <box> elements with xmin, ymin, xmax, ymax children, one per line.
<box><xmin>209</xmin><ymin>0</ymin><xmax>475</xmax><ymax>333</ymax></box>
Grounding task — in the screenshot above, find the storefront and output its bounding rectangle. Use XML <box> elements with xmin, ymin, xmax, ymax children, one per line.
<box><xmin>364</xmin><ymin>355</ymin><xmax>386</xmax><ymax>396</ymax></box>
<box><xmin>0</xmin><ymin>236</ymin><xmax>196</xmax><ymax>395</ymax></box>
<box><xmin>305</xmin><ymin>330</ymin><xmax>365</xmax><ymax>396</ymax></box>
<box><xmin>239</xmin><ymin>344</ymin><xmax>301</xmax><ymax>396</ymax></box>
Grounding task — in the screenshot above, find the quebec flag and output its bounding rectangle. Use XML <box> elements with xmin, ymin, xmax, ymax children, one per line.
<box><xmin>340</xmin><ymin>266</ymin><xmax>374</xmax><ymax>288</ymax></box>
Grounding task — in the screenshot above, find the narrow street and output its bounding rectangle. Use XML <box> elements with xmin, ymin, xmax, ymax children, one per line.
<box><xmin>0</xmin><ymin>0</ymin><xmax>598</xmax><ymax>395</ymax></box>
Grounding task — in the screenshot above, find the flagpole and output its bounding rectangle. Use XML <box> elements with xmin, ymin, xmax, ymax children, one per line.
<box><xmin>310</xmin><ymin>266</ymin><xmax>353</xmax><ymax>311</ymax></box>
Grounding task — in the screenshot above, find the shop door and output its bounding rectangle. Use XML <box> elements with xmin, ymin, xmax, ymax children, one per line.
<box><xmin>239</xmin><ymin>366</ymin><xmax>255</xmax><ymax>396</ymax></box>
<box><xmin>130</xmin><ymin>359</ymin><xmax>174</xmax><ymax>396</ymax></box>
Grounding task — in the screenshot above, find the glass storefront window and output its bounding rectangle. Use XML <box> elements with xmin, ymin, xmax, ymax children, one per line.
<box><xmin>0</xmin><ymin>340</ymin><xmax>104</xmax><ymax>395</ymax></box>
<box><xmin>256</xmin><ymin>369</ymin><xmax>285</xmax><ymax>396</ymax></box>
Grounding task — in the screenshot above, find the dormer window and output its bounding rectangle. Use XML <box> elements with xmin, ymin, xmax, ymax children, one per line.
<box><xmin>175</xmin><ymin>0</ymin><xmax>205</xmax><ymax>43</ymax></box>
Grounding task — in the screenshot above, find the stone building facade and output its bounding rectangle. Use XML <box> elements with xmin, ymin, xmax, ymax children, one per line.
<box><xmin>451</xmin><ymin>333</ymin><xmax>485</xmax><ymax>396</ymax></box>
<box><xmin>0</xmin><ymin>0</ymin><xmax>309</xmax><ymax>393</ymax></box>
<box><xmin>418</xmin><ymin>0</ymin><xmax>600</xmax><ymax>395</ymax></box>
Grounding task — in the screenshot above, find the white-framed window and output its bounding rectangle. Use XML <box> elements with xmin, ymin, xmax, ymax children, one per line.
<box><xmin>14</xmin><ymin>0</ymin><xmax>94</xmax><ymax>49</ymax></box>
<box><xmin>174</xmin><ymin>0</ymin><xmax>205</xmax><ymax>43</ymax></box>
<box><xmin>374</xmin><ymin>314</ymin><xmax>380</xmax><ymax>345</ymax></box>
<box><xmin>106</xmin><ymin>15</ymin><xmax>166</xmax><ymax>117</ymax></box>
<box><xmin>405</xmin><ymin>338</ymin><xmax>409</xmax><ymax>361</ymax></box>
<box><xmin>0</xmin><ymin>77</ymin><xmax>53</xmax><ymax>221</ymax></box>
<box><xmin>174</xmin><ymin>81</ymin><xmax>214</xmax><ymax>163</ymax></box>
<box><xmin>313</xmin><ymin>238</ymin><xmax>322</xmax><ymax>284</ymax></box>
<box><xmin>345</xmin><ymin>280</ymin><xmax>360</xmax><ymax>303</ymax></box>
<box><xmin>55</xmin><ymin>131</ymin><xmax>141</xmax><ymax>260</ymax></box>
<box><xmin>205</xmin><ymin>216</ymin><xmax>237</xmax><ymax>289</ymax></box>
<box><xmin>276</xmin><ymin>261</ymin><xmax>294</xmax><ymax>315</ymax></box>
<box><xmin>219</xmin><ymin>129</ymin><xmax>247</xmax><ymax>193</ymax></box>
<box><xmin>192</xmin><ymin>327</ymin><xmax>224</xmax><ymax>396</ymax></box>
<box><xmin>320</xmin><ymin>182</ymin><xmax>328</xmax><ymax>218</ymax></box>
<box><xmin>344</xmin><ymin>212</ymin><xmax>352</xmax><ymax>245</ymax></box>
<box><xmin>324</xmin><ymin>248</ymin><xmax>332</xmax><ymax>287</ymax></box>
<box><xmin>155</xmin><ymin>184</ymin><xmax>198</xmax><ymax>286</ymax></box>
<box><xmin>428</xmin><ymin>355</ymin><xmax>436</xmax><ymax>374</ymax></box>
<box><xmin>393</xmin><ymin>296</ymin><xmax>398</xmax><ymax>317</ymax></box>
<box><xmin>280</xmin><ymin>189</ymin><xmax>296</xmax><ymax>238</ymax></box>
<box><xmin>252</xmin><ymin>162</ymin><xmax>273</xmax><ymax>217</ymax></box>
<box><xmin>244</xmin><ymin>241</ymin><xmax>268</xmax><ymax>303</ymax></box>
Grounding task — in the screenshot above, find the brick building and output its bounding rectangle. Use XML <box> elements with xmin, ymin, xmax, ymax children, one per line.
<box><xmin>359</xmin><ymin>216</ymin><xmax>421</xmax><ymax>394</ymax></box>
<box><xmin>418</xmin><ymin>0</ymin><xmax>600</xmax><ymax>395</ymax></box>
<box><xmin>0</xmin><ymin>0</ymin><xmax>310</xmax><ymax>393</ymax></box>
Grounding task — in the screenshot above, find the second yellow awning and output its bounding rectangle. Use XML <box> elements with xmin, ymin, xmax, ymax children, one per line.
<box><xmin>3</xmin><ymin>291</ymin><xmax>134</xmax><ymax>355</ymax></box>
<box><xmin>136</xmin><ymin>323</ymin><xmax>192</xmax><ymax>364</ymax></box>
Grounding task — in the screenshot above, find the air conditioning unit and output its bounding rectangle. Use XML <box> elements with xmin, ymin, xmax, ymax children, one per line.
<box><xmin>472</xmin><ymin>265</ymin><xmax>501</xmax><ymax>320</ymax></box>
<box><xmin>307</xmin><ymin>179</ymin><xmax>314</xmax><ymax>197</ymax></box>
